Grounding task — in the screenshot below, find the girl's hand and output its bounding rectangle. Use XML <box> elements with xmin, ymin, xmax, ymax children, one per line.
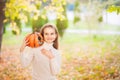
<box><xmin>41</xmin><ymin>49</ymin><xmax>54</xmax><ymax>59</ymax></box>
<box><xmin>20</xmin><ymin>38</ymin><xmax>29</xmax><ymax>53</ymax></box>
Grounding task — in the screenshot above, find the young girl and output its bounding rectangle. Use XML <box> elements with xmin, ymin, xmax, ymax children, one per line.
<box><xmin>20</xmin><ymin>23</ymin><xmax>61</xmax><ymax>80</ymax></box>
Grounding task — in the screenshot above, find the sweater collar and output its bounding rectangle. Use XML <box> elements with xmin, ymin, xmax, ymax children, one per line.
<box><xmin>42</xmin><ymin>42</ymin><xmax>54</xmax><ymax>49</ymax></box>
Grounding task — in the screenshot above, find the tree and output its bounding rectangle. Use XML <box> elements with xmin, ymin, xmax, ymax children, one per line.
<box><xmin>107</xmin><ymin>5</ymin><xmax>120</xmax><ymax>14</ymax></box>
<box><xmin>32</xmin><ymin>15</ymin><xmax>48</xmax><ymax>32</ymax></box>
<box><xmin>4</xmin><ymin>0</ymin><xmax>66</xmax><ymax>34</ymax></box>
<box><xmin>0</xmin><ymin>0</ymin><xmax>66</xmax><ymax>51</ymax></box>
<box><xmin>56</xmin><ymin>5</ymin><xmax>68</xmax><ymax>37</ymax></box>
<box><xmin>0</xmin><ymin>0</ymin><xmax>6</xmax><ymax>53</ymax></box>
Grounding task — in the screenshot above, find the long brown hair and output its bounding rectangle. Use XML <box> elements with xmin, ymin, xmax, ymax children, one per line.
<box><xmin>40</xmin><ymin>23</ymin><xmax>59</xmax><ymax>49</ymax></box>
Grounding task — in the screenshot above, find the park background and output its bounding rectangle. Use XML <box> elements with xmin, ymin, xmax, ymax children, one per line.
<box><xmin>0</xmin><ymin>0</ymin><xmax>120</xmax><ymax>80</ymax></box>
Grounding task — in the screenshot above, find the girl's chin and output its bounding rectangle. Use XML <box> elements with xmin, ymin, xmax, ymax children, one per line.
<box><xmin>45</xmin><ymin>41</ymin><xmax>53</xmax><ymax>43</ymax></box>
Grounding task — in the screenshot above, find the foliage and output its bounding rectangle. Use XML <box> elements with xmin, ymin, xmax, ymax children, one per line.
<box><xmin>97</xmin><ymin>16</ymin><xmax>103</xmax><ymax>23</ymax></box>
<box><xmin>58</xmin><ymin>33</ymin><xmax>120</xmax><ymax>80</ymax></box>
<box><xmin>32</xmin><ymin>15</ymin><xmax>48</xmax><ymax>32</ymax></box>
<box><xmin>107</xmin><ymin>5</ymin><xmax>120</xmax><ymax>14</ymax></box>
<box><xmin>11</xmin><ymin>19</ymin><xmax>22</xmax><ymax>35</ymax></box>
<box><xmin>74</xmin><ymin>16</ymin><xmax>81</xmax><ymax>24</ymax></box>
<box><xmin>0</xmin><ymin>51</ymin><xmax>31</xmax><ymax>80</ymax></box>
<box><xmin>56</xmin><ymin>4</ymin><xmax>68</xmax><ymax>37</ymax></box>
<box><xmin>4</xmin><ymin>0</ymin><xmax>66</xmax><ymax>35</ymax></box>
<box><xmin>56</xmin><ymin>18</ymin><xmax>68</xmax><ymax>37</ymax></box>
<box><xmin>73</xmin><ymin>0</ymin><xmax>81</xmax><ymax>24</ymax></box>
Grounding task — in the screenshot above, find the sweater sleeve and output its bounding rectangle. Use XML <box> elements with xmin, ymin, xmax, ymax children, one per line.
<box><xmin>49</xmin><ymin>50</ymin><xmax>61</xmax><ymax>75</ymax></box>
<box><xmin>20</xmin><ymin>47</ymin><xmax>34</xmax><ymax>68</ymax></box>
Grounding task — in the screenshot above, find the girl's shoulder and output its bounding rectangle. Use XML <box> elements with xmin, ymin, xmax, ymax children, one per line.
<box><xmin>52</xmin><ymin>48</ymin><xmax>60</xmax><ymax>54</ymax></box>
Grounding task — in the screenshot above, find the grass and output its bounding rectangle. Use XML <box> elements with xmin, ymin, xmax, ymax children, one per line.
<box><xmin>68</xmin><ymin>21</ymin><xmax>120</xmax><ymax>31</ymax></box>
<box><xmin>2</xmin><ymin>30</ymin><xmax>30</xmax><ymax>46</ymax></box>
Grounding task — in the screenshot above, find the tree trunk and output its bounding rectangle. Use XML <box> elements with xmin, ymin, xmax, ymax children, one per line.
<box><xmin>0</xmin><ymin>0</ymin><xmax>6</xmax><ymax>54</ymax></box>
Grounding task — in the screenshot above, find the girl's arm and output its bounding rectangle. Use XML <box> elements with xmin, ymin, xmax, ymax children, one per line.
<box><xmin>20</xmin><ymin>38</ymin><xmax>34</xmax><ymax>68</ymax></box>
<box><xmin>49</xmin><ymin>51</ymin><xmax>61</xmax><ymax>75</ymax></box>
<box><xmin>41</xmin><ymin>49</ymin><xmax>61</xmax><ymax>75</ymax></box>
<box><xmin>20</xmin><ymin>37</ymin><xmax>29</xmax><ymax>53</ymax></box>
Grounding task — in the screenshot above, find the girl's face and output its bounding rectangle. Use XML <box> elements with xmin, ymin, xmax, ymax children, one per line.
<box><xmin>43</xmin><ymin>27</ymin><xmax>57</xmax><ymax>43</ymax></box>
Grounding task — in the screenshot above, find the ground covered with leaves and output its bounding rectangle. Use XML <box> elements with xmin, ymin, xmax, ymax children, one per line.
<box><xmin>0</xmin><ymin>34</ymin><xmax>120</xmax><ymax>80</ymax></box>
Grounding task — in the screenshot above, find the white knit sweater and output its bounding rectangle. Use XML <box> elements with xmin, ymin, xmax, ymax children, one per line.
<box><xmin>20</xmin><ymin>42</ymin><xmax>61</xmax><ymax>80</ymax></box>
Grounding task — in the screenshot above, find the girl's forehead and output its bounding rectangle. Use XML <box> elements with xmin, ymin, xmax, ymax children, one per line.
<box><xmin>44</xmin><ymin>27</ymin><xmax>55</xmax><ymax>32</ymax></box>
<box><xmin>44</xmin><ymin>27</ymin><xmax>55</xmax><ymax>30</ymax></box>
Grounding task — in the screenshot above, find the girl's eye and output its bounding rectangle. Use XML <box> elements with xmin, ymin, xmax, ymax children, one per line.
<box><xmin>44</xmin><ymin>33</ymin><xmax>55</xmax><ymax>35</ymax></box>
<box><xmin>44</xmin><ymin>33</ymin><xmax>48</xmax><ymax>35</ymax></box>
<box><xmin>51</xmin><ymin>33</ymin><xmax>54</xmax><ymax>35</ymax></box>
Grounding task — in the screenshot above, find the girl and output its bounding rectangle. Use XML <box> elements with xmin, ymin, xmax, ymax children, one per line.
<box><xmin>20</xmin><ymin>23</ymin><xmax>61</xmax><ymax>80</ymax></box>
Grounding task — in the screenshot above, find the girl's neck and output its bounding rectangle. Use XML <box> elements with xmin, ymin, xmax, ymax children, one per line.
<box><xmin>44</xmin><ymin>41</ymin><xmax>53</xmax><ymax>45</ymax></box>
<box><xmin>43</xmin><ymin>42</ymin><xmax>54</xmax><ymax>50</ymax></box>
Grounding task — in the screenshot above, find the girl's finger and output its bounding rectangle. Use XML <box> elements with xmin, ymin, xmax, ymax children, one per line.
<box><xmin>41</xmin><ymin>49</ymin><xmax>47</xmax><ymax>53</ymax></box>
<box><xmin>25</xmin><ymin>39</ymin><xmax>29</xmax><ymax>42</ymax></box>
<box><xmin>26</xmin><ymin>41</ymin><xmax>30</xmax><ymax>46</ymax></box>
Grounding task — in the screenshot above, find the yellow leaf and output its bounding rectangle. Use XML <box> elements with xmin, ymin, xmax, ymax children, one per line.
<box><xmin>43</xmin><ymin>0</ymin><xmax>47</xmax><ymax>2</ymax></box>
<box><xmin>41</xmin><ymin>15</ymin><xmax>46</xmax><ymax>19</ymax></box>
<box><xmin>33</xmin><ymin>15</ymin><xmax>38</xmax><ymax>20</ymax></box>
<box><xmin>3</xmin><ymin>19</ymin><xmax>8</xmax><ymax>23</ymax></box>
